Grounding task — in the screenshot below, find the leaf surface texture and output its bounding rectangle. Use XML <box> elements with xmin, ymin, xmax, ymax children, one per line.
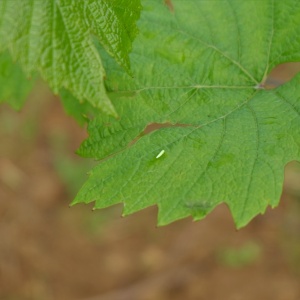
<box><xmin>74</xmin><ymin>0</ymin><xmax>300</xmax><ymax>228</ymax></box>
<box><xmin>0</xmin><ymin>0</ymin><xmax>142</xmax><ymax>115</ymax></box>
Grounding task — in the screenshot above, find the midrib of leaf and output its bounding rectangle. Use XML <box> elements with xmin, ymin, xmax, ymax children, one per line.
<box><xmin>112</xmin><ymin>85</ymin><xmax>255</xmax><ymax>94</ymax></box>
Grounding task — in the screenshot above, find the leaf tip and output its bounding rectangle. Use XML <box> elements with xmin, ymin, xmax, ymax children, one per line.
<box><xmin>100</xmin><ymin>102</ymin><xmax>118</xmax><ymax>118</ymax></box>
<box><xmin>69</xmin><ymin>199</ymin><xmax>79</xmax><ymax>207</ymax></box>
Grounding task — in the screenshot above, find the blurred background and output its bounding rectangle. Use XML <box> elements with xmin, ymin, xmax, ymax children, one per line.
<box><xmin>0</xmin><ymin>64</ymin><xmax>300</xmax><ymax>300</ymax></box>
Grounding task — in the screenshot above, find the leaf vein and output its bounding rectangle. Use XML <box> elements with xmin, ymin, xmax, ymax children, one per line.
<box><xmin>176</xmin><ymin>29</ymin><xmax>259</xmax><ymax>84</ymax></box>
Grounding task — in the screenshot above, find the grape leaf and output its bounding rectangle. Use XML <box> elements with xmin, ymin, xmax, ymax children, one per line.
<box><xmin>0</xmin><ymin>0</ymin><xmax>141</xmax><ymax>116</ymax></box>
<box><xmin>73</xmin><ymin>0</ymin><xmax>300</xmax><ymax>228</ymax></box>
<box><xmin>0</xmin><ymin>52</ymin><xmax>35</xmax><ymax>110</ymax></box>
<box><xmin>83</xmin><ymin>0</ymin><xmax>142</xmax><ymax>74</ymax></box>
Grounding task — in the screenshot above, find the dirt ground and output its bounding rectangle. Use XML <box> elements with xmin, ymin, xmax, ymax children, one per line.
<box><xmin>0</xmin><ymin>65</ymin><xmax>300</xmax><ymax>300</ymax></box>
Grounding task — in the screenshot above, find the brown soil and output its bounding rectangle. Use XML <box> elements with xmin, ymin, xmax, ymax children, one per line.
<box><xmin>1</xmin><ymin>68</ymin><xmax>300</xmax><ymax>300</ymax></box>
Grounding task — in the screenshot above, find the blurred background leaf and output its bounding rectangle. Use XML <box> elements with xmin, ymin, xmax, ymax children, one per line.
<box><xmin>0</xmin><ymin>51</ymin><xmax>35</xmax><ymax>110</ymax></box>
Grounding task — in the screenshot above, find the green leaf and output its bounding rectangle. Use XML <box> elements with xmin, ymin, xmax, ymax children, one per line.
<box><xmin>0</xmin><ymin>51</ymin><xmax>34</xmax><ymax>110</ymax></box>
<box><xmin>83</xmin><ymin>0</ymin><xmax>142</xmax><ymax>74</ymax></box>
<box><xmin>73</xmin><ymin>0</ymin><xmax>300</xmax><ymax>228</ymax></box>
<box><xmin>0</xmin><ymin>0</ymin><xmax>141</xmax><ymax>116</ymax></box>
